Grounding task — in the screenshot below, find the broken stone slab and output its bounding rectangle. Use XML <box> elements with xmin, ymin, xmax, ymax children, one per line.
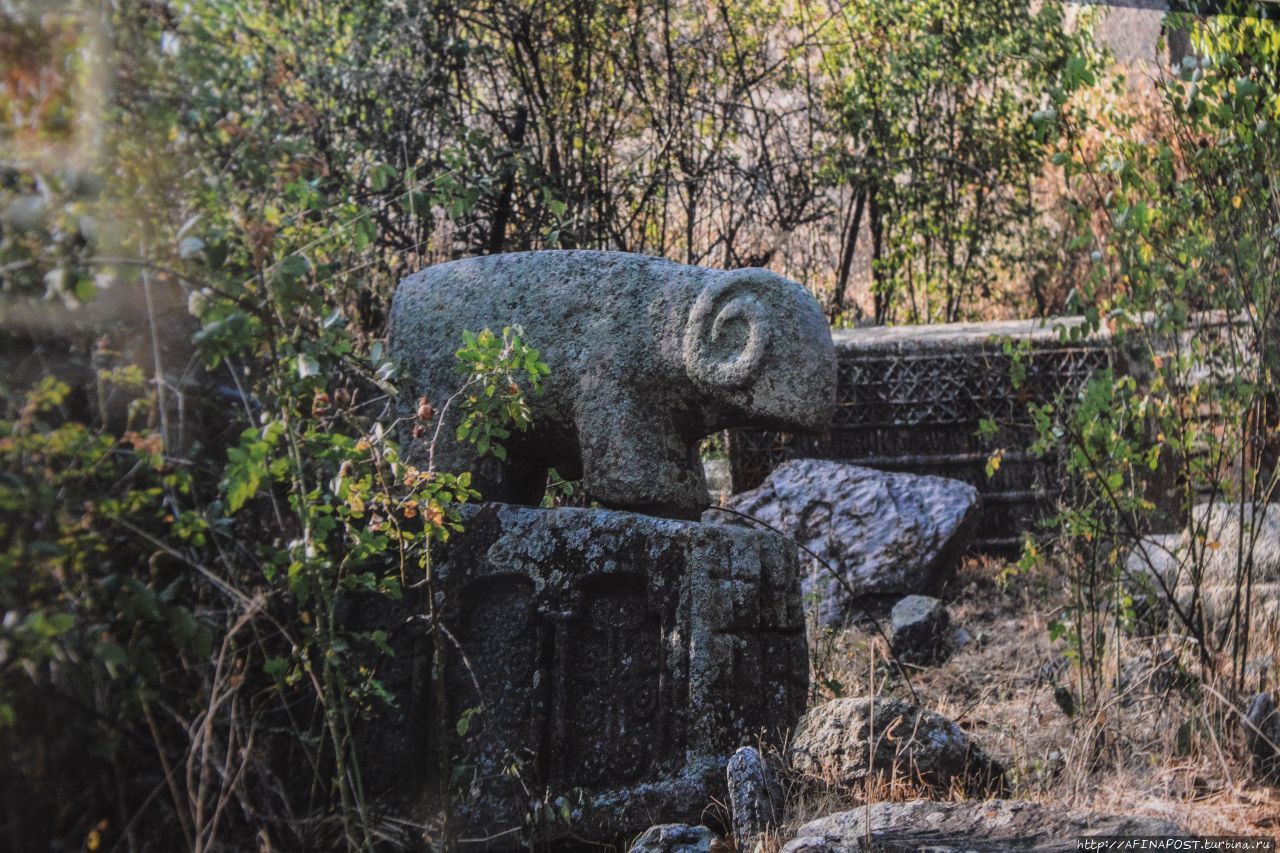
<box><xmin>780</xmin><ymin>800</ymin><xmax>1184</xmax><ymax>852</ymax></box>
<box><xmin>629</xmin><ymin>823</ymin><xmax>722</xmax><ymax>853</ymax></box>
<box><xmin>890</xmin><ymin>594</ymin><xmax>951</xmax><ymax>666</ymax></box>
<box><xmin>706</xmin><ymin>459</ymin><xmax>979</xmax><ymax>624</ymax></box>
<box><xmin>346</xmin><ymin>502</ymin><xmax>808</xmax><ymax>845</ymax></box>
<box><xmin>390</xmin><ymin>251</ymin><xmax>836</xmax><ymax>518</ymax></box>
<box><xmin>726</xmin><ymin>746</ymin><xmax>783</xmax><ymax>851</ymax></box>
<box><xmin>787</xmin><ymin>697</ymin><xmax>1005</xmax><ymax>797</ymax></box>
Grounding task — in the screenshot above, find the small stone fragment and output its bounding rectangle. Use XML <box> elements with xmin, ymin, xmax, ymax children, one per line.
<box><xmin>889</xmin><ymin>595</ymin><xmax>951</xmax><ymax>665</ymax></box>
<box><xmin>629</xmin><ymin>823</ymin><xmax>720</xmax><ymax>853</ymax></box>
<box><xmin>726</xmin><ymin>746</ymin><xmax>783</xmax><ymax>850</ymax></box>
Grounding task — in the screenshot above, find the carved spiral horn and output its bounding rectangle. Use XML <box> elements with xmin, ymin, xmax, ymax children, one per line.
<box><xmin>683</xmin><ymin>270</ymin><xmax>772</xmax><ymax>390</ymax></box>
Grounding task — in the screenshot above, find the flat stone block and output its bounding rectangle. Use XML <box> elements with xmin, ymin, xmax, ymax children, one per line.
<box><xmin>348</xmin><ymin>502</ymin><xmax>808</xmax><ymax>846</ymax></box>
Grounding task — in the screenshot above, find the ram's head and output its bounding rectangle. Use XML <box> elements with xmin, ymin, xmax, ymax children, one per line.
<box><xmin>683</xmin><ymin>268</ymin><xmax>837</xmax><ymax>432</ymax></box>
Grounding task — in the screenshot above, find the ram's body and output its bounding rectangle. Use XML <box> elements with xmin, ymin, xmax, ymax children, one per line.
<box><xmin>390</xmin><ymin>250</ymin><xmax>836</xmax><ymax>517</ymax></box>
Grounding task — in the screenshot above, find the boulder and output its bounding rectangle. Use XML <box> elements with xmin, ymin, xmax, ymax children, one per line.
<box><xmin>726</xmin><ymin>746</ymin><xmax>783</xmax><ymax>851</ymax></box>
<box><xmin>629</xmin><ymin>823</ymin><xmax>721</xmax><ymax>853</ymax></box>
<box><xmin>346</xmin><ymin>502</ymin><xmax>808</xmax><ymax>845</ymax></box>
<box><xmin>780</xmin><ymin>799</ymin><xmax>1184</xmax><ymax>852</ymax></box>
<box><xmin>787</xmin><ymin>698</ymin><xmax>1005</xmax><ymax>796</ymax></box>
<box><xmin>890</xmin><ymin>595</ymin><xmax>951</xmax><ymax>666</ymax></box>
<box><xmin>707</xmin><ymin>459</ymin><xmax>978</xmax><ymax>624</ymax></box>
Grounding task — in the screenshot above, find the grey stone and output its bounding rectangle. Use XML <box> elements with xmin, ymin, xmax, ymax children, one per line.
<box><xmin>1130</xmin><ymin>505</ymin><xmax>1280</xmax><ymax>639</ymax></box>
<box><xmin>629</xmin><ymin>823</ymin><xmax>720</xmax><ymax>853</ymax></box>
<box><xmin>890</xmin><ymin>595</ymin><xmax>951</xmax><ymax>666</ymax></box>
<box><xmin>707</xmin><ymin>460</ymin><xmax>978</xmax><ymax>624</ymax></box>
<box><xmin>1122</xmin><ymin>533</ymin><xmax>1183</xmax><ymax>632</ymax></box>
<box><xmin>704</xmin><ymin>457</ymin><xmax>732</xmax><ymax>505</ymax></box>
<box><xmin>779</xmin><ymin>799</ymin><xmax>1184</xmax><ymax>852</ymax></box>
<box><xmin>1245</xmin><ymin>691</ymin><xmax>1280</xmax><ymax>783</ymax></box>
<box><xmin>1123</xmin><ymin>533</ymin><xmax>1183</xmax><ymax>592</ymax></box>
<box><xmin>787</xmin><ymin>698</ymin><xmax>1005</xmax><ymax>796</ymax></box>
<box><xmin>726</xmin><ymin>746</ymin><xmax>783</xmax><ymax>850</ymax></box>
<box><xmin>390</xmin><ymin>251</ymin><xmax>836</xmax><ymax>518</ymax></box>
<box><xmin>347</xmin><ymin>502</ymin><xmax>808</xmax><ymax>844</ymax></box>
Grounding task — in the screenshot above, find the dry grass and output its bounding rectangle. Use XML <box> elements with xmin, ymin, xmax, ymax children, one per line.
<box><xmin>783</xmin><ymin>555</ymin><xmax>1280</xmax><ymax>847</ymax></box>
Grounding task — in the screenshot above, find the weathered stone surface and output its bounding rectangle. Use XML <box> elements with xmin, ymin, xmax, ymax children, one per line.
<box><xmin>1124</xmin><ymin>506</ymin><xmax>1280</xmax><ymax>638</ymax></box>
<box><xmin>629</xmin><ymin>823</ymin><xmax>721</xmax><ymax>853</ymax></box>
<box><xmin>1123</xmin><ymin>533</ymin><xmax>1182</xmax><ymax>591</ymax></box>
<box><xmin>780</xmin><ymin>800</ymin><xmax>1184</xmax><ymax>852</ymax></box>
<box><xmin>707</xmin><ymin>459</ymin><xmax>979</xmax><ymax>623</ymax></box>
<box><xmin>726</xmin><ymin>746</ymin><xmax>783</xmax><ymax>850</ymax></box>
<box><xmin>704</xmin><ymin>458</ymin><xmax>732</xmax><ymax>505</ymax></box>
<box><xmin>348</xmin><ymin>502</ymin><xmax>808</xmax><ymax>845</ymax></box>
<box><xmin>787</xmin><ymin>698</ymin><xmax>1005</xmax><ymax>796</ymax></box>
<box><xmin>390</xmin><ymin>251</ymin><xmax>836</xmax><ymax>518</ymax></box>
<box><xmin>726</xmin><ymin>316</ymin><xmax>1111</xmax><ymax>554</ymax></box>
<box><xmin>890</xmin><ymin>595</ymin><xmax>951</xmax><ymax>666</ymax></box>
<box><xmin>1245</xmin><ymin>691</ymin><xmax>1280</xmax><ymax>783</ymax></box>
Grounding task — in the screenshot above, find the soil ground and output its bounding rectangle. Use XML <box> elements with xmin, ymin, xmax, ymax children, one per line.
<box><xmin>779</xmin><ymin>555</ymin><xmax>1280</xmax><ymax>843</ymax></box>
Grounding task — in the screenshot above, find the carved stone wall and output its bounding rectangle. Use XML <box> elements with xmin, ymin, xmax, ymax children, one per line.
<box><xmin>727</xmin><ymin>318</ymin><xmax>1109</xmax><ymax>552</ymax></box>
<box><xmin>347</xmin><ymin>502</ymin><xmax>807</xmax><ymax>846</ymax></box>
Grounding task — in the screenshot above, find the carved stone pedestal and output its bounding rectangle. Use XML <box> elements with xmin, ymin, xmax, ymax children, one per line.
<box><xmin>350</xmin><ymin>502</ymin><xmax>807</xmax><ymax>847</ymax></box>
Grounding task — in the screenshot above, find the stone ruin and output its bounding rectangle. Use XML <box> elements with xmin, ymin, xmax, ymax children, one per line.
<box><xmin>726</xmin><ymin>317</ymin><xmax>1108</xmax><ymax>553</ymax></box>
<box><xmin>358</xmin><ymin>250</ymin><xmax>836</xmax><ymax>845</ymax></box>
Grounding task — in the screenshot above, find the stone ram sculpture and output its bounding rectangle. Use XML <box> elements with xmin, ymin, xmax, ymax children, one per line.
<box><xmin>389</xmin><ymin>250</ymin><xmax>836</xmax><ymax>517</ymax></box>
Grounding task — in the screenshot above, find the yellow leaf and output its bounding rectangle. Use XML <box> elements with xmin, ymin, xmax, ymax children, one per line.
<box><xmin>1232</xmin><ymin>195</ymin><xmax>1242</xmax><ymax>209</ymax></box>
<box><xmin>86</xmin><ymin>830</ymin><xmax>101</xmax><ymax>851</ymax></box>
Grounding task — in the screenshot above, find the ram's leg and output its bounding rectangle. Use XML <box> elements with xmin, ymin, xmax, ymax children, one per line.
<box><xmin>576</xmin><ymin>401</ymin><xmax>707</xmax><ymax>518</ymax></box>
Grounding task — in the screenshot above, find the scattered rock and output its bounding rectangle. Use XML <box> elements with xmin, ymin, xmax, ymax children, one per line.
<box><xmin>787</xmin><ymin>698</ymin><xmax>1005</xmax><ymax>796</ymax></box>
<box><xmin>391</xmin><ymin>251</ymin><xmax>836</xmax><ymax>518</ymax></box>
<box><xmin>1245</xmin><ymin>691</ymin><xmax>1280</xmax><ymax>784</ymax></box>
<box><xmin>629</xmin><ymin>823</ymin><xmax>721</xmax><ymax>853</ymax></box>
<box><xmin>348</xmin><ymin>502</ymin><xmax>808</xmax><ymax>843</ymax></box>
<box><xmin>726</xmin><ymin>746</ymin><xmax>783</xmax><ymax>850</ymax></box>
<box><xmin>707</xmin><ymin>459</ymin><xmax>979</xmax><ymax>624</ymax></box>
<box><xmin>890</xmin><ymin>595</ymin><xmax>951</xmax><ymax>665</ymax></box>
<box><xmin>780</xmin><ymin>799</ymin><xmax>1184</xmax><ymax>852</ymax></box>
